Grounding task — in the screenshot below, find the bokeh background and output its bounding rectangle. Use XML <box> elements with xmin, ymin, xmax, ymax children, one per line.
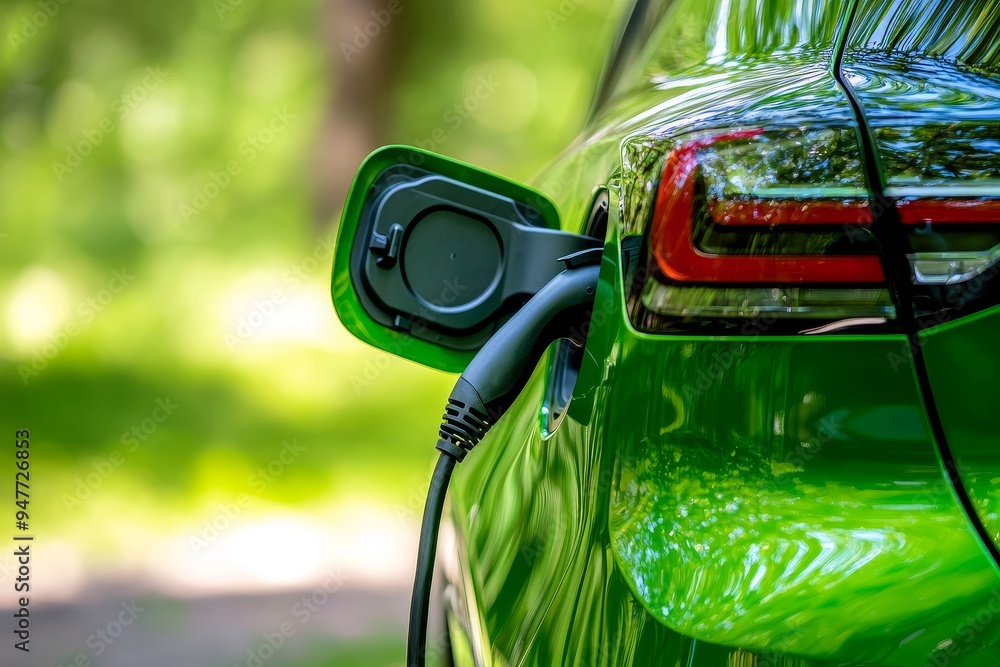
<box><xmin>0</xmin><ymin>0</ymin><xmax>620</xmax><ymax>664</ymax></box>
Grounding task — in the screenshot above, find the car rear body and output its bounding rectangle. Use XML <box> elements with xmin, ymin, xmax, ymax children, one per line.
<box><xmin>442</xmin><ymin>1</ymin><xmax>1000</xmax><ymax>665</ymax></box>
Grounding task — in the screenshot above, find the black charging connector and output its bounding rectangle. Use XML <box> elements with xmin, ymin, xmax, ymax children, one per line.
<box><xmin>407</xmin><ymin>257</ymin><xmax>600</xmax><ymax>667</ymax></box>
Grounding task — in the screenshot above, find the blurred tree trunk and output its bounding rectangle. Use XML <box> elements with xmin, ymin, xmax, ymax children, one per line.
<box><xmin>313</xmin><ymin>0</ymin><xmax>398</xmax><ymax>228</ymax></box>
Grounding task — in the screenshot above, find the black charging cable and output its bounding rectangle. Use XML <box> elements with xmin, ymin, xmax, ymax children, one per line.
<box><xmin>406</xmin><ymin>257</ymin><xmax>601</xmax><ymax>667</ymax></box>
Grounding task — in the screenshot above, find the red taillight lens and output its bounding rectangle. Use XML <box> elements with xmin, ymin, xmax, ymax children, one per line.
<box><xmin>708</xmin><ymin>198</ymin><xmax>872</xmax><ymax>226</ymax></box>
<box><xmin>650</xmin><ymin>131</ymin><xmax>884</xmax><ymax>284</ymax></box>
<box><xmin>897</xmin><ymin>198</ymin><xmax>1000</xmax><ymax>226</ymax></box>
<box><xmin>630</xmin><ymin>129</ymin><xmax>895</xmax><ymax>332</ymax></box>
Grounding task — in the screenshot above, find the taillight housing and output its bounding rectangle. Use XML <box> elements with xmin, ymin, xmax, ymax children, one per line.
<box><xmin>894</xmin><ymin>189</ymin><xmax>1000</xmax><ymax>323</ymax></box>
<box><xmin>628</xmin><ymin>129</ymin><xmax>896</xmax><ymax>334</ymax></box>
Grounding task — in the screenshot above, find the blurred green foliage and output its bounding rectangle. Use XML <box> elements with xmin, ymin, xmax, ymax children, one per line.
<box><xmin>0</xmin><ymin>0</ymin><xmax>618</xmax><ymax>589</ymax></box>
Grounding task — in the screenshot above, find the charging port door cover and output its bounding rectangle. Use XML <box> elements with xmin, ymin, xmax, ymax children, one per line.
<box><xmin>332</xmin><ymin>145</ymin><xmax>600</xmax><ymax>373</ymax></box>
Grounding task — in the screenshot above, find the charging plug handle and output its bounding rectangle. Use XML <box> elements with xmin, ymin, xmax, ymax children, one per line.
<box><xmin>434</xmin><ymin>263</ymin><xmax>600</xmax><ymax>462</ymax></box>
<box><xmin>407</xmin><ymin>261</ymin><xmax>599</xmax><ymax>667</ymax></box>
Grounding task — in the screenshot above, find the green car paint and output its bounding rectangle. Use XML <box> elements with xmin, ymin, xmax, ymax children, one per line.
<box><xmin>329</xmin><ymin>0</ymin><xmax>1000</xmax><ymax>664</ymax></box>
<box><xmin>446</xmin><ymin>195</ymin><xmax>1000</xmax><ymax>666</ymax></box>
<box><xmin>608</xmin><ymin>331</ymin><xmax>999</xmax><ymax>662</ymax></box>
<box><xmin>920</xmin><ymin>307</ymin><xmax>1000</xmax><ymax>557</ymax></box>
<box><xmin>436</xmin><ymin>0</ymin><xmax>1000</xmax><ymax>665</ymax></box>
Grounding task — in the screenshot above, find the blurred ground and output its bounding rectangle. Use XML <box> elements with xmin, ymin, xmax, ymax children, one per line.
<box><xmin>0</xmin><ymin>586</ymin><xmax>412</xmax><ymax>667</ymax></box>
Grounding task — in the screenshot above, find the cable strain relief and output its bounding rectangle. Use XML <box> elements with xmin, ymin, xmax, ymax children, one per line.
<box><xmin>435</xmin><ymin>439</ymin><xmax>467</xmax><ymax>463</ymax></box>
<box><xmin>437</xmin><ymin>377</ymin><xmax>491</xmax><ymax>460</ymax></box>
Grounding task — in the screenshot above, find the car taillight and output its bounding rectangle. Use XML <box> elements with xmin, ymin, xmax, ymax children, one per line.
<box><xmin>890</xmin><ymin>189</ymin><xmax>1000</xmax><ymax>320</ymax></box>
<box><xmin>898</xmin><ymin>198</ymin><xmax>1000</xmax><ymax>226</ymax></box>
<box><xmin>904</xmin><ymin>198</ymin><xmax>1000</xmax><ymax>286</ymax></box>
<box><xmin>629</xmin><ymin>129</ymin><xmax>896</xmax><ymax>334</ymax></box>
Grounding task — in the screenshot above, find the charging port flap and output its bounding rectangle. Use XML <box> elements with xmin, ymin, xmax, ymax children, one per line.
<box><xmin>333</xmin><ymin>145</ymin><xmax>600</xmax><ymax>372</ymax></box>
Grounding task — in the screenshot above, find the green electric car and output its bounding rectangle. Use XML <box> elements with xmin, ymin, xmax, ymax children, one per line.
<box><xmin>332</xmin><ymin>0</ymin><xmax>1000</xmax><ymax>664</ymax></box>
